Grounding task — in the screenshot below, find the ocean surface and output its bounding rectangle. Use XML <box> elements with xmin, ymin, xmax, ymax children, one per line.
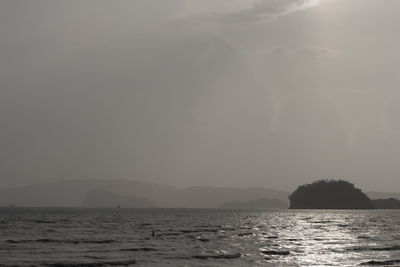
<box><xmin>1</xmin><ymin>208</ymin><xmax>400</xmax><ymax>266</ymax></box>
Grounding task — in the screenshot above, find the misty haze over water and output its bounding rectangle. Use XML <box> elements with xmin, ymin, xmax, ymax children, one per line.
<box><xmin>2</xmin><ymin>0</ymin><xmax>400</xmax><ymax>192</ymax></box>
<box><xmin>2</xmin><ymin>0</ymin><xmax>400</xmax><ymax>266</ymax></box>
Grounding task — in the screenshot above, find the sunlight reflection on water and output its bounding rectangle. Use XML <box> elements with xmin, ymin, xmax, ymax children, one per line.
<box><xmin>1</xmin><ymin>209</ymin><xmax>400</xmax><ymax>266</ymax></box>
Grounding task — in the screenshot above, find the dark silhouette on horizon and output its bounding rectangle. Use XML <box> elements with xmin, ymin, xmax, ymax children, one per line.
<box><xmin>0</xmin><ymin>179</ymin><xmax>288</xmax><ymax>208</ymax></box>
<box><xmin>82</xmin><ymin>190</ymin><xmax>157</xmax><ymax>208</ymax></box>
<box><xmin>218</xmin><ymin>198</ymin><xmax>288</xmax><ymax>209</ymax></box>
<box><xmin>372</xmin><ymin>198</ymin><xmax>400</xmax><ymax>209</ymax></box>
<box><xmin>1</xmin><ymin>179</ymin><xmax>399</xmax><ymax>209</ymax></box>
<box><xmin>289</xmin><ymin>180</ymin><xmax>374</xmax><ymax>209</ymax></box>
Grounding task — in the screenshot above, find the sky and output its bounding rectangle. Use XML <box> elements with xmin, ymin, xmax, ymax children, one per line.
<box><xmin>1</xmin><ymin>0</ymin><xmax>400</xmax><ymax>192</ymax></box>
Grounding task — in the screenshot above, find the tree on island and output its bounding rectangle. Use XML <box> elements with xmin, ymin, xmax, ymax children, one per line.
<box><xmin>289</xmin><ymin>180</ymin><xmax>374</xmax><ymax>209</ymax></box>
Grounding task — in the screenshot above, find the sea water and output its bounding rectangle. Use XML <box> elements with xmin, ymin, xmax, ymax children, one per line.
<box><xmin>1</xmin><ymin>208</ymin><xmax>400</xmax><ymax>266</ymax></box>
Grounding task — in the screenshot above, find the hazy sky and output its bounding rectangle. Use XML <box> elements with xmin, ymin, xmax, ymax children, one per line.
<box><xmin>1</xmin><ymin>0</ymin><xmax>400</xmax><ymax>191</ymax></box>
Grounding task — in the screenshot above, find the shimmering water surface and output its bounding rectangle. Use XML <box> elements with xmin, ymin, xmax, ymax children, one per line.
<box><xmin>1</xmin><ymin>208</ymin><xmax>400</xmax><ymax>266</ymax></box>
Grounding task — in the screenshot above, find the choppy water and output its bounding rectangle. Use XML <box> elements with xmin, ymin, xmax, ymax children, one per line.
<box><xmin>1</xmin><ymin>208</ymin><xmax>400</xmax><ymax>266</ymax></box>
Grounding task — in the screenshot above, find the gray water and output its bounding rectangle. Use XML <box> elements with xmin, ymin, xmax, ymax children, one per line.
<box><xmin>1</xmin><ymin>208</ymin><xmax>400</xmax><ymax>266</ymax></box>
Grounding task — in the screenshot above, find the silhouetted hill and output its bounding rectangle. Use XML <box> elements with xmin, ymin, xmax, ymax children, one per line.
<box><xmin>0</xmin><ymin>179</ymin><xmax>178</xmax><ymax>207</ymax></box>
<box><xmin>175</xmin><ymin>186</ymin><xmax>288</xmax><ymax>208</ymax></box>
<box><xmin>289</xmin><ymin>180</ymin><xmax>374</xmax><ymax>209</ymax></box>
<box><xmin>82</xmin><ymin>190</ymin><xmax>156</xmax><ymax>208</ymax></box>
<box><xmin>372</xmin><ymin>198</ymin><xmax>400</xmax><ymax>209</ymax></box>
<box><xmin>367</xmin><ymin>191</ymin><xmax>400</xmax><ymax>201</ymax></box>
<box><xmin>0</xmin><ymin>179</ymin><xmax>289</xmax><ymax>208</ymax></box>
<box><xmin>219</xmin><ymin>198</ymin><xmax>288</xmax><ymax>209</ymax></box>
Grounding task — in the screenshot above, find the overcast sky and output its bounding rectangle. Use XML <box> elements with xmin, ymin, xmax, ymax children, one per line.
<box><xmin>1</xmin><ymin>0</ymin><xmax>400</xmax><ymax>191</ymax></box>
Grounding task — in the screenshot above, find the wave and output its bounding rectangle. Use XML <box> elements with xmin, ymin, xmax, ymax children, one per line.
<box><xmin>160</xmin><ymin>232</ymin><xmax>181</xmax><ymax>236</ymax></box>
<box><xmin>237</xmin><ymin>232</ymin><xmax>253</xmax><ymax>237</ymax></box>
<box><xmin>6</xmin><ymin>239</ymin><xmax>117</xmax><ymax>244</ymax></box>
<box><xmin>119</xmin><ymin>248</ymin><xmax>157</xmax><ymax>252</ymax></box>
<box><xmin>311</xmin><ymin>220</ymin><xmax>334</xmax><ymax>224</ymax></box>
<box><xmin>357</xmin><ymin>236</ymin><xmax>371</xmax><ymax>240</ymax></box>
<box><xmin>43</xmin><ymin>259</ymin><xmax>136</xmax><ymax>267</ymax></box>
<box><xmin>370</xmin><ymin>245</ymin><xmax>400</xmax><ymax>251</ymax></box>
<box><xmin>219</xmin><ymin>227</ymin><xmax>236</xmax><ymax>231</ymax></box>
<box><xmin>192</xmin><ymin>252</ymin><xmax>242</xmax><ymax>260</ymax></box>
<box><xmin>360</xmin><ymin>259</ymin><xmax>400</xmax><ymax>265</ymax></box>
<box><xmin>138</xmin><ymin>223</ymin><xmax>152</xmax><ymax>226</ymax></box>
<box><xmin>348</xmin><ymin>245</ymin><xmax>400</xmax><ymax>252</ymax></box>
<box><xmin>198</xmin><ymin>224</ymin><xmax>224</xmax><ymax>228</ymax></box>
<box><xmin>181</xmin><ymin>229</ymin><xmax>218</xmax><ymax>233</ymax></box>
<box><xmin>261</xmin><ymin>250</ymin><xmax>290</xmax><ymax>255</ymax></box>
<box><xmin>33</xmin><ymin>220</ymin><xmax>56</xmax><ymax>224</ymax></box>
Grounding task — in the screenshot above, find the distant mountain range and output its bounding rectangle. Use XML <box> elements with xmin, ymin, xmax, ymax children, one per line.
<box><xmin>0</xmin><ymin>179</ymin><xmax>397</xmax><ymax>209</ymax></box>
<box><xmin>0</xmin><ymin>179</ymin><xmax>289</xmax><ymax>208</ymax></box>
<box><xmin>366</xmin><ymin>191</ymin><xmax>400</xmax><ymax>201</ymax></box>
<box><xmin>82</xmin><ymin>190</ymin><xmax>157</xmax><ymax>208</ymax></box>
<box><xmin>218</xmin><ymin>198</ymin><xmax>288</xmax><ymax>209</ymax></box>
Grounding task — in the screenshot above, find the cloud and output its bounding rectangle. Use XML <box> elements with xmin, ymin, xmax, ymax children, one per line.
<box><xmin>174</xmin><ymin>0</ymin><xmax>323</xmax><ymax>26</ymax></box>
<box><xmin>217</xmin><ymin>0</ymin><xmax>322</xmax><ymax>24</ymax></box>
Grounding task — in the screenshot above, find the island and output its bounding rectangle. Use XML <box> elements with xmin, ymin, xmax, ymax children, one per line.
<box><xmin>289</xmin><ymin>180</ymin><xmax>374</xmax><ymax>209</ymax></box>
<box><xmin>372</xmin><ymin>198</ymin><xmax>400</xmax><ymax>209</ymax></box>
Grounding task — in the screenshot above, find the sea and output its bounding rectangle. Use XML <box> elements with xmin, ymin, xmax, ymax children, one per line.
<box><xmin>1</xmin><ymin>208</ymin><xmax>400</xmax><ymax>266</ymax></box>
